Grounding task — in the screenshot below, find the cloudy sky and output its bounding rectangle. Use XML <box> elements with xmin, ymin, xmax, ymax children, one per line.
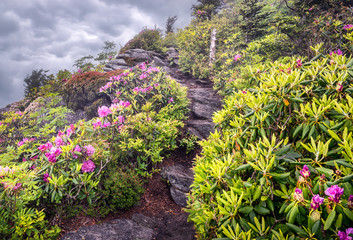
<box><xmin>0</xmin><ymin>0</ymin><xmax>196</xmax><ymax>108</ymax></box>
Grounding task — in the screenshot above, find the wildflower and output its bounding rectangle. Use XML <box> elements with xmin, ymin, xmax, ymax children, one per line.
<box><xmin>13</xmin><ymin>183</ymin><xmax>22</xmax><ymax>191</ymax></box>
<box><xmin>308</xmin><ymin>7</ymin><xmax>313</xmax><ymax>11</ymax></box>
<box><xmin>84</xmin><ymin>145</ymin><xmax>95</xmax><ymax>156</ymax></box>
<box><xmin>338</xmin><ymin>228</ymin><xmax>353</xmax><ymax>240</ymax></box>
<box><xmin>168</xmin><ymin>97</ymin><xmax>174</xmax><ymax>103</ymax></box>
<box><xmin>72</xmin><ymin>145</ymin><xmax>81</xmax><ymax>159</ymax></box>
<box><xmin>336</xmin><ymin>83</ymin><xmax>343</xmax><ymax>92</ymax></box>
<box><xmin>348</xmin><ymin>195</ymin><xmax>353</xmax><ymax>209</ymax></box>
<box><xmin>102</xmin><ymin>121</ymin><xmax>111</xmax><ymax>128</ymax></box>
<box><xmin>67</xmin><ymin>124</ymin><xmax>75</xmax><ymax>136</ymax></box>
<box><xmin>330</xmin><ymin>49</ymin><xmax>343</xmax><ymax>56</ymax></box>
<box><xmin>242</xmin><ymin>90</ymin><xmax>247</xmax><ymax>94</ymax></box>
<box><xmin>93</xmin><ymin>118</ymin><xmax>102</xmax><ymax>129</ymax></box>
<box><xmin>55</xmin><ymin>136</ymin><xmax>63</xmax><ymax>147</ymax></box>
<box><xmin>300</xmin><ymin>165</ymin><xmax>311</xmax><ymax>178</ymax></box>
<box><xmin>234</xmin><ymin>54</ymin><xmax>241</xmax><ymax>61</ymax></box>
<box><xmin>117</xmin><ymin>115</ymin><xmax>125</xmax><ymax>124</ymax></box>
<box><xmin>139</xmin><ymin>73</ymin><xmax>148</xmax><ymax>80</ymax></box>
<box><xmin>296</xmin><ymin>58</ymin><xmax>302</xmax><ymax>68</ymax></box>
<box><xmin>294</xmin><ymin>188</ymin><xmax>304</xmax><ymax>202</ymax></box>
<box><xmin>38</xmin><ymin>142</ymin><xmax>52</xmax><ymax>152</ymax></box>
<box><xmin>98</xmin><ymin>106</ymin><xmax>111</xmax><ymax>118</ymax></box>
<box><xmin>81</xmin><ymin>160</ymin><xmax>95</xmax><ymax>173</ymax></box>
<box><xmin>325</xmin><ymin>185</ymin><xmax>344</xmax><ymax>203</ymax></box>
<box><xmin>57</xmin><ymin>131</ymin><xmax>65</xmax><ymax>137</ymax></box>
<box><xmin>78</xmin><ymin>69</ymin><xmax>82</xmax><ymax>73</ymax></box>
<box><xmin>0</xmin><ymin>166</ymin><xmax>11</xmax><ymax>177</ymax></box>
<box><xmin>310</xmin><ymin>194</ymin><xmax>324</xmax><ymax>210</ymax></box>
<box><xmin>343</xmin><ymin>24</ymin><xmax>353</xmax><ymax>31</ymax></box>
<box><xmin>43</xmin><ymin>173</ymin><xmax>50</xmax><ymax>183</ymax></box>
<box><xmin>154</xmin><ymin>83</ymin><xmax>160</xmax><ymax>87</ymax></box>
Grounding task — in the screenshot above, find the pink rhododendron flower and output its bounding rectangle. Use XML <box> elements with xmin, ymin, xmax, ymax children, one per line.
<box><xmin>93</xmin><ymin>118</ymin><xmax>102</xmax><ymax>129</ymax></box>
<box><xmin>84</xmin><ymin>145</ymin><xmax>95</xmax><ymax>156</ymax></box>
<box><xmin>118</xmin><ymin>115</ymin><xmax>125</xmax><ymax>124</ymax></box>
<box><xmin>300</xmin><ymin>165</ymin><xmax>310</xmax><ymax>178</ymax></box>
<box><xmin>98</xmin><ymin>106</ymin><xmax>111</xmax><ymax>118</ymax></box>
<box><xmin>102</xmin><ymin>121</ymin><xmax>111</xmax><ymax>128</ymax></box>
<box><xmin>338</xmin><ymin>228</ymin><xmax>353</xmax><ymax>240</ymax></box>
<box><xmin>310</xmin><ymin>194</ymin><xmax>324</xmax><ymax>210</ymax></box>
<box><xmin>296</xmin><ymin>58</ymin><xmax>302</xmax><ymax>68</ymax></box>
<box><xmin>168</xmin><ymin>97</ymin><xmax>174</xmax><ymax>103</ymax></box>
<box><xmin>330</xmin><ymin>49</ymin><xmax>343</xmax><ymax>56</ymax></box>
<box><xmin>234</xmin><ymin>54</ymin><xmax>241</xmax><ymax>61</ymax></box>
<box><xmin>0</xmin><ymin>166</ymin><xmax>11</xmax><ymax>177</ymax></box>
<box><xmin>13</xmin><ymin>183</ymin><xmax>22</xmax><ymax>191</ymax></box>
<box><xmin>325</xmin><ymin>185</ymin><xmax>344</xmax><ymax>203</ymax></box>
<box><xmin>57</xmin><ymin>131</ymin><xmax>65</xmax><ymax>137</ymax></box>
<box><xmin>81</xmin><ymin>160</ymin><xmax>95</xmax><ymax>173</ymax></box>
<box><xmin>343</xmin><ymin>24</ymin><xmax>353</xmax><ymax>31</ymax></box>
<box><xmin>242</xmin><ymin>90</ymin><xmax>247</xmax><ymax>94</ymax></box>
<box><xmin>55</xmin><ymin>136</ymin><xmax>63</xmax><ymax>147</ymax></box>
<box><xmin>43</xmin><ymin>173</ymin><xmax>50</xmax><ymax>183</ymax></box>
<box><xmin>336</xmin><ymin>83</ymin><xmax>343</xmax><ymax>92</ymax></box>
<box><xmin>139</xmin><ymin>73</ymin><xmax>148</xmax><ymax>80</ymax></box>
<box><xmin>154</xmin><ymin>83</ymin><xmax>160</xmax><ymax>87</ymax></box>
<box><xmin>38</xmin><ymin>142</ymin><xmax>53</xmax><ymax>151</ymax></box>
<box><xmin>294</xmin><ymin>188</ymin><xmax>304</xmax><ymax>202</ymax></box>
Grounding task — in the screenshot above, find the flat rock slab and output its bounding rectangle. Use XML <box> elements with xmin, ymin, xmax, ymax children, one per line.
<box><xmin>187</xmin><ymin>120</ymin><xmax>215</xmax><ymax>140</ymax></box>
<box><xmin>161</xmin><ymin>165</ymin><xmax>194</xmax><ymax>192</ymax></box>
<box><xmin>61</xmin><ymin>218</ymin><xmax>154</xmax><ymax>240</ymax></box>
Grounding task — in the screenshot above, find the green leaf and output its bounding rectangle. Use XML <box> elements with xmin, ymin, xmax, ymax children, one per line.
<box><xmin>254</xmin><ymin>205</ymin><xmax>270</xmax><ymax>215</ymax></box>
<box><xmin>343</xmin><ymin>207</ymin><xmax>353</xmax><ymax>221</ymax></box>
<box><xmin>253</xmin><ymin>185</ymin><xmax>262</xmax><ymax>201</ymax></box>
<box><xmin>335</xmin><ymin>213</ymin><xmax>342</xmax><ymax>228</ymax></box>
<box><xmin>324</xmin><ymin>210</ymin><xmax>336</xmax><ymax>230</ymax></box>
<box><xmin>286</xmin><ymin>223</ymin><xmax>308</xmax><ymax>237</ymax></box>
<box><xmin>288</xmin><ymin>205</ymin><xmax>298</xmax><ymax>224</ymax></box>
<box><xmin>239</xmin><ymin>206</ymin><xmax>254</xmax><ymax>214</ymax></box>
<box><xmin>316</xmin><ymin>167</ymin><xmax>333</xmax><ymax>177</ymax></box>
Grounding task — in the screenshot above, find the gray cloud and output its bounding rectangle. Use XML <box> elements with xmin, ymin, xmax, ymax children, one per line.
<box><xmin>0</xmin><ymin>0</ymin><xmax>196</xmax><ymax>108</ymax></box>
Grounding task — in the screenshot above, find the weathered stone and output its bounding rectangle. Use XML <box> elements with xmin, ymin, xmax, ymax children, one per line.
<box><xmin>170</xmin><ymin>187</ymin><xmax>188</xmax><ymax>207</ymax></box>
<box><xmin>152</xmin><ymin>56</ymin><xmax>166</xmax><ymax>66</ymax></box>
<box><xmin>106</xmin><ymin>59</ymin><xmax>128</xmax><ymax>67</ymax></box>
<box><xmin>187</xmin><ymin>120</ymin><xmax>215</xmax><ymax>140</ymax></box>
<box><xmin>124</xmin><ymin>49</ymin><xmax>150</xmax><ymax>61</ymax></box>
<box><xmin>131</xmin><ymin>214</ymin><xmax>159</xmax><ymax>229</ymax></box>
<box><xmin>188</xmin><ymin>88</ymin><xmax>222</xmax><ymax>107</ymax></box>
<box><xmin>192</xmin><ymin>102</ymin><xmax>217</xmax><ymax>120</ymax></box>
<box><xmin>161</xmin><ymin>165</ymin><xmax>194</xmax><ymax>192</ymax></box>
<box><xmin>61</xmin><ymin>218</ymin><xmax>154</xmax><ymax>240</ymax></box>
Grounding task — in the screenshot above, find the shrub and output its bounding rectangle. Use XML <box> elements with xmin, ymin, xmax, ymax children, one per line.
<box><xmin>187</xmin><ymin>52</ymin><xmax>353</xmax><ymax>239</ymax></box>
<box><xmin>95</xmin><ymin>63</ymin><xmax>189</xmax><ymax>170</ymax></box>
<box><xmin>120</xmin><ymin>28</ymin><xmax>164</xmax><ymax>54</ymax></box>
<box><xmin>62</xmin><ymin>70</ymin><xmax>123</xmax><ymax>117</ymax></box>
<box><xmin>100</xmin><ymin>168</ymin><xmax>144</xmax><ymax>210</ymax></box>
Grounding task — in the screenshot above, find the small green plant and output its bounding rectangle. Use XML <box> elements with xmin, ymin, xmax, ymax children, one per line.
<box><xmin>179</xmin><ymin>134</ymin><xmax>198</xmax><ymax>154</ymax></box>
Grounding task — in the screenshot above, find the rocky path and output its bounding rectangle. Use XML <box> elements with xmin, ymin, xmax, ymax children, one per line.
<box><xmin>60</xmin><ymin>51</ymin><xmax>222</xmax><ymax>240</ymax></box>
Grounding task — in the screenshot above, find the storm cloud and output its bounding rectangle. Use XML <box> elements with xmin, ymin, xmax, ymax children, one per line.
<box><xmin>0</xmin><ymin>0</ymin><xmax>196</xmax><ymax>107</ymax></box>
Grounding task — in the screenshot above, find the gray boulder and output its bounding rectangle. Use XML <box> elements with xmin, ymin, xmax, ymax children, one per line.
<box><xmin>61</xmin><ymin>218</ymin><xmax>154</xmax><ymax>240</ymax></box>
<box><xmin>161</xmin><ymin>165</ymin><xmax>194</xmax><ymax>207</ymax></box>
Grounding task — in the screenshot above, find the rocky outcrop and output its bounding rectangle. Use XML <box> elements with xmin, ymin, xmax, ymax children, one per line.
<box><xmin>104</xmin><ymin>49</ymin><xmax>170</xmax><ymax>72</ymax></box>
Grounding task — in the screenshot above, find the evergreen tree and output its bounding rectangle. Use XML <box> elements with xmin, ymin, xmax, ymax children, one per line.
<box><xmin>238</xmin><ymin>0</ymin><xmax>272</xmax><ymax>43</ymax></box>
<box><xmin>165</xmin><ymin>15</ymin><xmax>178</xmax><ymax>34</ymax></box>
<box><xmin>192</xmin><ymin>0</ymin><xmax>224</xmax><ymax>20</ymax></box>
<box><xmin>23</xmin><ymin>69</ymin><xmax>52</xmax><ymax>98</ymax></box>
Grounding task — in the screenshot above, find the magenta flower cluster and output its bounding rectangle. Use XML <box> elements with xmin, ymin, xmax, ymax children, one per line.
<box><xmin>81</xmin><ymin>160</ymin><xmax>95</xmax><ymax>173</ymax></box>
<box><xmin>17</xmin><ymin>137</ymin><xmax>35</xmax><ymax>147</ymax></box>
<box><xmin>98</xmin><ymin>106</ymin><xmax>112</xmax><ymax>118</ymax></box>
<box><xmin>300</xmin><ymin>165</ymin><xmax>310</xmax><ymax>178</ymax></box>
<box><xmin>343</xmin><ymin>24</ymin><xmax>353</xmax><ymax>31</ymax></box>
<box><xmin>310</xmin><ymin>194</ymin><xmax>324</xmax><ymax>210</ymax></box>
<box><xmin>338</xmin><ymin>228</ymin><xmax>353</xmax><ymax>240</ymax></box>
<box><xmin>325</xmin><ymin>185</ymin><xmax>344</xmax><ymax>203</ymax></box>
<box><xmin>330</xmin><ymin>49</ymin><xmax>343</xmax><ymax>56</ymax></box>
<box><xmin>234</xmin><ymin>54</ymin><xmax>241</xmax><ymax>61</ymax></box>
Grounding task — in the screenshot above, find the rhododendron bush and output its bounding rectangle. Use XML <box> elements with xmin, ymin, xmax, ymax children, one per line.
<box><xmin>187</xmin><ymin>52</ymin><xmax>353</xmax><ymax>239</ymax></box>
<box><xmin>0</xmin><ymin>63</ymin><xmax>189</xmax><ymax>239</ymax></box>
